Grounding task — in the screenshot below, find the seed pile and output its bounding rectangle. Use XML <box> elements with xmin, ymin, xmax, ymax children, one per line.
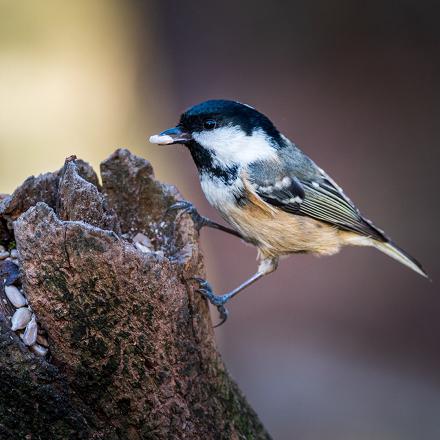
<box><xmin>0</xmin><ymin>244</ymin><xmax>49</xmax><ymax>357</ymax></box>
<box><xmin>126</xmin><ymin>223</ymin><xmax>170</xmax><ymax>258</ymax></box>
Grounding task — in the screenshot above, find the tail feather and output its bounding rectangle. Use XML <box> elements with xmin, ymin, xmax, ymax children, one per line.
<box><xmin>372</xmin><ymin>240</ymin><xmax>428</xmax><ymax>279</ymax></box>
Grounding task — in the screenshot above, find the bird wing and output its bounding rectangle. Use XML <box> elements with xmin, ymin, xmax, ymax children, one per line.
<box><xmin>247</xmin><ymin>159</ymin><xmax>387</xmax><ymax>241</ymax></box>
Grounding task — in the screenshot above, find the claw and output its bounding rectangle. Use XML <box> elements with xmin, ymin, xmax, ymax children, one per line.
<box><xmin>214</xmin><ymin>305</ymin><xmax>229</xmax><ymax>327</ymax></box>
<box><xmin>165</xmin><ymin>200</ymin><xmax>193</xmax><ymax>214</ymax></box>
<box><xmin>190</xmin><ymin>277</ymin><xmax>230</xmax><ymax>326</ymax></box>
<box><xmin>166</xmin><ymin>201</ymin><xmax>207</xmax><ymax>231</ymax></box>
<box><xmin>191</xmin><ymin>276</ymin><xmax>208</xmax><ymax>287</ymax></box>
<box><xmin>168</xmin><ymin>201</ymin><xmax>187</xmax><ymax>210</ymax></box>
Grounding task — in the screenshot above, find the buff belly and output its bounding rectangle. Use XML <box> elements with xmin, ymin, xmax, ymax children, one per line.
<box><xmin>224</xmin><ymin>200</ymin><xmax>348</xmax><ymax>258</ymax></box>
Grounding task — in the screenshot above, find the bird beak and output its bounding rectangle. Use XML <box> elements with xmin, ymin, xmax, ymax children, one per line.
<box><xmin>149</xmin><ymin>126</ymin><xmax>192</xmax><ymax>145</ymax></box>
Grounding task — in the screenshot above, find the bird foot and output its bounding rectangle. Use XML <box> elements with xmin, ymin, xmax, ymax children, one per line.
<box><xmin>191</xmin><ymin>277</ymin><xmax>230</xmax><ymax>327</ymax></box>
<box><xmin>167</xmin><ymin>200</ymin><xmax>208</xmax><ymax>231</ymax></box>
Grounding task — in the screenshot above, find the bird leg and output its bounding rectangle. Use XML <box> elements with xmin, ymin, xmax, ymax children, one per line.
<box><xmin>167</xmin><ymin>200</ymin><xmax>243</xmax><ymax>239</ymax></box>
<box><xmin>192</xmin><ymin>257</ymin><xmax>279</xmax><ymax>327</ymax></box>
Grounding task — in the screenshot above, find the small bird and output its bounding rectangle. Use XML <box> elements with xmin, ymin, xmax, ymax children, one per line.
<box><xmin>149</xmin><ymin>100</ymin><xmax>427</xmax><ymax>325</ymax></box>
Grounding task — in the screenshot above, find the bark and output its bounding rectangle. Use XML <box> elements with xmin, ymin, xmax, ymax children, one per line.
<box><xmin>0</xmin><ymin>149</ymin><xmax>271</xmax><ymax>440</ymax></box>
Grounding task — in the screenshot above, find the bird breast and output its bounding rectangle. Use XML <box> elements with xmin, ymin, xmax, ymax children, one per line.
<box><xmin>200</xmin><ymin>174</ymin><xmax>243</xmax><ymax>213</ymax></box>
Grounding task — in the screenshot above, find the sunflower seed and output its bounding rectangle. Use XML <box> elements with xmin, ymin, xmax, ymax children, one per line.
<box><xmin>0</xmin><ymin>251</ymin><xmax>9</xmax><ymax>260</ymax></box>
<box><xmin>21</xmin><ymin>315</ymin><xmax>38</xmax><ymax>346</ymax></box>
<box><xmin>10</xmin><ymin>249</ymin><xmax>19</xmax><ymax>259</ymax></box>
<box><xmin>4</xmin><ymin>285</ymin><xmax>27</xmax><ymax>308</ymax></box>
<box><xmin>11</xmin><ymin>307</ymin><xmax>32</xmax><ymax>331</ymax></box>
<box><xmin>30</xmin><ymin>343</ymin><xmax>48</xmax><ymax>357</ymax></box>
<box><xmin>133</xmin><ymin>233</ymin><xmax>151</xmax><ymax>248</ymax></box>
<box><xmin>135</xmin><ymin>242</ymin><xmax>151</xmax><ymax>254</ymax></box>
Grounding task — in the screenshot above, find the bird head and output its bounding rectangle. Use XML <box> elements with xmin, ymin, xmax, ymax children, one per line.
<box><xmin>149</xmin><ymin>100</ymin><xmax>283</xmax><ymax>168</ymax></box>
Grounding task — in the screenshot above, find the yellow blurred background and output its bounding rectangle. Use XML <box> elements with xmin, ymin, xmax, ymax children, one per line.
<box><xmin>0</xmin><ymin>1</ymin><xmax>175</xmax><ymax>193</ymax></box>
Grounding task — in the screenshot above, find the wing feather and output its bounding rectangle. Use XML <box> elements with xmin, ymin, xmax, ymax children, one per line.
<box><xmin>250</xmin><ymin>164</ymin><xmax>386</xmax><ymax>241</ymax></box>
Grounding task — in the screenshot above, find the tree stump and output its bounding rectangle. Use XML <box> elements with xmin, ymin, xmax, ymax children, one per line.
<box><xmin>0</xmin><ymin>149</ymin><xmax>271</xmax><ymax>440</ymax></box>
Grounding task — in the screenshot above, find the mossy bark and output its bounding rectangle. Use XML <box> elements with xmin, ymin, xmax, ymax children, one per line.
<box><xmin>0</xmin><ymin>150</ymin><xmax>271</xmax><ymax>440</ymax></box>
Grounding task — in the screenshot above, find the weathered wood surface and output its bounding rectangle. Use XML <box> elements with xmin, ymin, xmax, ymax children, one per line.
<box><xmin>0</xmin><ymin>149</ymin><xmax>271</xmax><ymax>440</ymax></box>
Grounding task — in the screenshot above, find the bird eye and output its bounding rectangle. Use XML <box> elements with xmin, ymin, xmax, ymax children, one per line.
<box><xmin>203</xmin><ymin>119</ymin><xmax>216</xmax><ymax>130</ymax></box>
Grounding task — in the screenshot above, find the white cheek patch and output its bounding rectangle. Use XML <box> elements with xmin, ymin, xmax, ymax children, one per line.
<box><xmin>192</xmin><ymin>127</ymin><xmax>277</xmax><ymax>167</ymax></box>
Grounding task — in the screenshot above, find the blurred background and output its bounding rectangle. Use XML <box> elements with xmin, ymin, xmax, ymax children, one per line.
<box><xmin>1</xmin><ymin>1</ymin><xmax>439</xmax><ymax>438</ymax></box>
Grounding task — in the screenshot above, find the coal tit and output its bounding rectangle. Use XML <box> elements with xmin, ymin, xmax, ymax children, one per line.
<box><xmin>150</xmin><ymin>100</ymin><xmax>427</xmax><ymax>325</ymax></box>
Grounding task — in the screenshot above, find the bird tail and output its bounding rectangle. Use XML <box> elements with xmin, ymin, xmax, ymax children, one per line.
<box><xmin>372</xmin><ymin>240</ymin><xmax>428</xmax><ymax>279</ymax></box>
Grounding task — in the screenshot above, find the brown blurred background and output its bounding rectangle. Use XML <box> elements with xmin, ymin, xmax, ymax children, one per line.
<box><xmin>1</xmin><ymin>1</ymin><xmax>439</xmax><ymax>438</ymax></box>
